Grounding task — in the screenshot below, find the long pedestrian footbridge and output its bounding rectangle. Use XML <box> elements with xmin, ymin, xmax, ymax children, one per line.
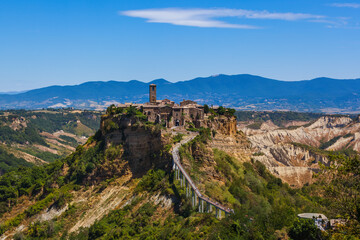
<box><xmin>172</xmin><ymin>134</ymin><xmax>234</xmax><ymax>218</ymax></box>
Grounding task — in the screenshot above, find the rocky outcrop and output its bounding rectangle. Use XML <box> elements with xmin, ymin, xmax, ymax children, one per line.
<box><xmin>268</xmin><ymin>166</ymin><xmax>315</xmax><ymax>187</ymax></box>
<box><xmin>209</xmin><ymin>131</ymin><xmax>252</xmax><ymax>163</ymax></box>
<box><xmin>100</xmin><ymin>115</ymin><xmax>170</xmax><ymax>176</ymax></box>
<box><xmin>202</xmin><ymin>116</ymin><xmax>237</xmax><ymax>136</ymax></box>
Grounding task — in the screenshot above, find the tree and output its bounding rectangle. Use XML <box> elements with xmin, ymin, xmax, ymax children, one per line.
<box><xmin>217</xmin><ymin>106</ymin><xmax>226</xmax><ymax>115</ymax></box>
<box><xmin>204</xmin><ymin>104</ymin><xmax>210</xmax><ymax>114</ymax></box>
<box><xmin>126</xmin><ymin>105</ymin><xmax>138</xmax><ymax>116</ymax></box>
<box><xmin>288</xmin><ymin>218</ymin><xmax>322</xmax><ymax>240</ymax></box>
<box><xmin>317</xmin><ymin>153</ymin><xmax>360</xmax><ymax>236</ymax></box>
<box><xmin>226</xmin><ymin>108</ymin><xmax>236</xmax><ymax>117</ymax></box>
<box><xmin>106</xmin><ymin>104</ymin><xmax>116</xmax><ymax>114</ymax></box>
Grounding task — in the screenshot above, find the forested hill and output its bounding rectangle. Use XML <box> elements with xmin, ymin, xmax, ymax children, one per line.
<box><xmin>0</xmin><ymin>109</ymin><xmax>101</xmax><ymax>175</ymax></box>
<box><xmin>1</xmin><ymin>74</ymin><xmax>360</xmax><ymax>113</ymax></box>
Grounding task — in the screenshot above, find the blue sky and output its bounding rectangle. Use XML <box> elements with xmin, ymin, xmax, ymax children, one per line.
<box><xmin>0</xmin><ymin>0</ymin><xmax>360</xmax><ymax>92</ymax></box>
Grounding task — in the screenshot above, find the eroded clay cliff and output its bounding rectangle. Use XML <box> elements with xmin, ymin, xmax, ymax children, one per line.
<box><xmin>239</xmin><ymin>116</ymin><xmax>360</xmax><ymax>187</ymax></box>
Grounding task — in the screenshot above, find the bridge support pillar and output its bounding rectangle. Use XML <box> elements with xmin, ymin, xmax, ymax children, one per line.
<box><xmin>180</xmin><ymin>172</ymin><xmax>184</xmax><ymax>187</ymax></box>
<box><xmin>179</xmin><ymin>172</ymin><xmax>182</xmax><ymax>187</ymax></box>
<box><xmin>188</xmin><ymin>183</ymin><xmax>191</xmax><ymax>198</ymax></box>
<box><xmin>183</xmin><ymin>174</ymin><xmax>186</xmax><ymax>188</ymax></box>
<box><xmin>186</xmin><ymin>181</ymin><xmax>189</xmax><ymax>198</ymax></box>
<box><xmin>216</xmin><ymin>207</ymin><xmax>219</xmax><ymax>218</ymax></box>
<box><xmin>191</xmin><ymin>189</ymin><xmax>195</xmax><ymax>208</ymax></box>
<box><xmin>195</xmin><ymin>193</ymin><xmax>197</xmax><ymax>206</ymax></box>
<box><xmin>176</xmin><ymin>165</ymin><xmax>179</xmax><ymax>180</ymax></box>
<box><xmin>174</xmin><ymin>165</ymin><xmax>177</xmax><ymax>180</ymax></box>
<box><xmin>198</xmin><ymin>198</ymin><xmax>204</xmax><ymax>213</ymax></box>
<box><xmin>201</xmin><ymin>199</ymin><xmax>204</xmax><ymax>213</ymax></box>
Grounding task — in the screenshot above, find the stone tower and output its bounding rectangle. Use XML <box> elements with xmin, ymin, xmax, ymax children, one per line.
<box><xmin>149</xmin><ymin>84</ymin><xmax>156</xmax><ymax>104</ymax></box>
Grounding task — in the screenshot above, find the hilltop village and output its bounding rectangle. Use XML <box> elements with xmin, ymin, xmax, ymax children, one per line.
<box><xmin>117</xmin><ymin>84</ymin><xmax>205</xmax><ymax>128</ymax></box>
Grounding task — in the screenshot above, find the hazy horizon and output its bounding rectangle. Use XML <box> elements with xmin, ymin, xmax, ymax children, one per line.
<box><xmin>1</xmin><ymin>0</ymin><xmax>360</xmax><ymax>92</ymax></box>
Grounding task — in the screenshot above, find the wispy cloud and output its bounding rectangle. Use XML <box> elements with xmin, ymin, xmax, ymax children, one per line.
<box><xmin>330</xmin><ymin>3</ymin><xmax>360</xmax><ymax>8</ymax></box>
<box><xmin>310</xmin><ymin>17</ymin><xmax>351</xmax><ymax>28</ymax></box>
<box><xmin>120</xmin><ymin>8</ymin><xmax>324</xmax><ymax>29</ymax></box>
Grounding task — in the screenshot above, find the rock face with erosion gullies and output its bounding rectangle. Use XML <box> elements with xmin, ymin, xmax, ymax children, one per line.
<box><xmin>209</xmin><ymin>130</ymin><xmax>252</xmax><ymax>163</ymax></box>
<box><xmin>100</xmin><ymin>114</ymin><xmax>170</xmax><ymax>176</ymax></box>
<box><xmin>200</xmin><ymin>115</ymin><xmax>252</xmax><ymax>164</ymax></box>
<box><xmin>239</xmin><ymin>116</ymin><xmax>360</xmax><ymax>187</ymax></box>
<box><xmin>203</xmin><ymin>116</ymin><xmax>237</xmax><ymax>136</ymax></box>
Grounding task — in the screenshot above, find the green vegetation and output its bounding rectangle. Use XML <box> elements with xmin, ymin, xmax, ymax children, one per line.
<box><xmin>69</xmin><ymin>198</ymin><xmax>215</xmax><ymax>239</ymax></box>
<box><xmin>0</xmin><ymin>110</ymin><xmax>359</xmax><ymax>239</ymax></box>
<box><xmin>319</xmin><ymin>136</ymin><xmax>342</xmax><ymax>150</ymax></box>
<box><xmin>0</xmin><ymin>109</ymin><xmax>100</xmax><ymax>138</ymax></box>
<box><xmin>0</xmin><ymin>161</ymin><xmax>62</xmax><ymax>218</ymax></box>
<box><xmin>59</xmin><ymin>135</ymin><xmax>79</xmax><ymax>147</ymax></box>
<box><xmin>135</xmin><ymin>169</ymin><xmax>167</xmax><ymax>193</ymax></box>
<box><xmin>0</xmin><ymin>109</ymin><xmax>100</xmax><ymax>136</ymax></box>
<box><xmin>208</xmin><ymin>106</ymin><xmax>236</xmax><ymax>118</ymax></box>
<box><xmin>0</xmin><ymin>146</ymin><xmax>32</xmax><ymax>174</ymax></box>
<box><xmin>172</xmin><ymin>133</ymin><xmax>184</xmax><ymax>144</ymax></box>
<box><xmin>0</xmin><ymin>132</ymin><xmax>106</xmax><ymax>234</ymax></box>
<box><xmin>316</xmin><ymin>153</ymin><xmax>360</xmax><ymax>238</ymax></box>
<box><xmin>235</xmin><ymin>111</ymin><xmax>327</xmax><ymax>127</ymax></box>
<box><xmin>0</xmin><ymin>125</ymin><xmax>47</xmax><ymax>146</ymax></box>
<box><xmin>288</xmin><ymin>218</ymin><xmax>322</xmax><ymax>240</ymax></box>
<box><xmin>204</xmin><ymin>104</ymin><xmax>210</xmax><ymax>114</ymax></box>
<box><xmin>344</xmin><ymin>133</ymin><xmax>355</xmax><ymax>138</ymax></box>
<box><xmin>106</xmin><ymin>105</ymin><xmax>147</xmax><ymax>121</ymax></box>
<box><xmin>103</xmin><ymin>105</ymin><xmax>159</xmax><ymax>134</ymax></box>
<box><xmin>26</xmin><ymin>220</ymin><xmax>56</xmax><ymax>239</ymax></box>
<box><xmin>291</xmin><ymin>142</ymin><xmax>328</xmax><ymax>156</ymax></box>
<box><xmin>246</xmin><ymin>121</ymin><xmax>263</xmax><ymax>129</ymax></box>
<box><xmin>253</xmin><ymin>151</ymin><xmax>265</xmax><ymax>156</ymax></box>
<box><xmin>0</xmin><ymin>109</ymin><xmax>101</xmax><ymax>173</ymax></box>
<box><xmin>177</xmin><ymin>130</ymin><xmax>334</xmax><ymax>239</ymax></box>
<box><xmin>20</xmin><ymin>147</ymin><xmax>63</xmax><ymax>163</ymax></box>
<box><xmin>292</xmin><ymin>142</ymin><xmax>357</xmax><ymax>157</ymax></box>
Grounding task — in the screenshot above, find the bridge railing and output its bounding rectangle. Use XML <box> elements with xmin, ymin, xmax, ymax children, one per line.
<box><xmin>172</xmin><ymin>136</ymin><xmax>234</xmax><ymax>218</ymax></box>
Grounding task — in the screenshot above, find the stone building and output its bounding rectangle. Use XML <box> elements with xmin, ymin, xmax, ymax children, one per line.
<box><xmin>117</xmin><ymin>84</ymin><xmax>204</xmax><ymax>128</ymax></box>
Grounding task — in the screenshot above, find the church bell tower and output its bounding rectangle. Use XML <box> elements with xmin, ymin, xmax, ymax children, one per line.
<box><xmin>149</xmin><ymin>84</ymin><xmax>156</xmax><ymax>104</ymax></box>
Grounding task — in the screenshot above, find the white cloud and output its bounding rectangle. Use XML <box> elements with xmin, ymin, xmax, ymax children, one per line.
<box><xmin>120</xmin><ymin>8</ymin><xmax>324</xmax><ymax>29</ymax></box>
<box><xmin>310</xmin><ymin>18</ymin><xmax>349</xmax><ymax>28</ymax></box>
<box><xmin>330</xmin><ymin>3</ymin><xmax>360</xmax><ymax>8</ymax></box>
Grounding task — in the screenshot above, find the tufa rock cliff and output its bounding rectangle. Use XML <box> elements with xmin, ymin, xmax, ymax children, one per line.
<box><xmin>100</xmin><ymin>114</ymin><xmax>171</xmax><ymax>176</ymax></box>
<box><xmin>202</xmin><ymin>116</ymin><xmax>237</xmax><ymax>136</ymax></box>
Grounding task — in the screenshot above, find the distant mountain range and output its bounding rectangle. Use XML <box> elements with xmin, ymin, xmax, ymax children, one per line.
<box><xmin>1</xmin><ymin>74</ymin><xmax>360</xmax><ymax>113</ymax></box>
